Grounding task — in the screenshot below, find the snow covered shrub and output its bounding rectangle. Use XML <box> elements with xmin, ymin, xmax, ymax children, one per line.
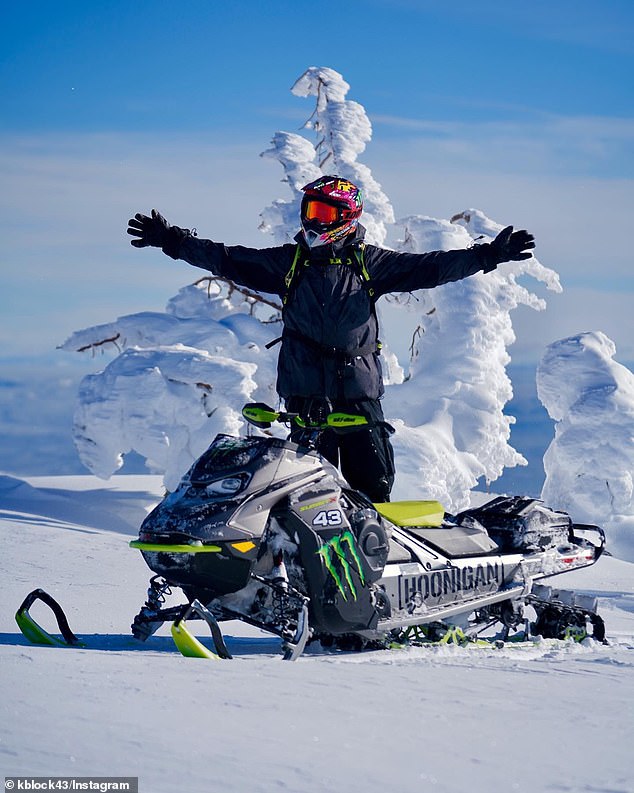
<box><xmin>61</xmin><ymin>280</ymin><xmax>278</xmax><ymax>490</ymax></box>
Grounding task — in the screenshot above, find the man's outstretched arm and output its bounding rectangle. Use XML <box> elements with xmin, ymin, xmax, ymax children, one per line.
<box><xmin>368</xmin><ymin>226</ymin><xmax>535</xmax><ymax>295</ymax></box>
<box><xmin>127</xmin><ymin>209</ymin><xmax>289</xmax><ymax>295</ymax></box>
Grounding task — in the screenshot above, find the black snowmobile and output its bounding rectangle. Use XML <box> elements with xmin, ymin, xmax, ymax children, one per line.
<box><xmin>125</xmin><ymin>404</ymin><xmax>606</xmax><ymax>660</ymax></box>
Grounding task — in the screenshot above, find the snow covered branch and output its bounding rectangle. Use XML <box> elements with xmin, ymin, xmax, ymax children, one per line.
<box><xmin>193</xmin><ymin>276</ymin><xmax>282</xmax><ymax>317</ymax></box>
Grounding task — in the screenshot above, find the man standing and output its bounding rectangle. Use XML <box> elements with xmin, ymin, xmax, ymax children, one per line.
<box><xmin>128</xmin><ymin>175</ymin><xmax>534</xmax><ymax>501</ymax></box>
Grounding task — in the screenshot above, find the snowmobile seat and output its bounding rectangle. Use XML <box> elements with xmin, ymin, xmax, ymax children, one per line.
<box><xmin>375</xmin><ymin>501</ymin><xmax>498</xmax><ymax>557</ymax></box>
<box><xmin>374</xmin><ymin>500</ymin><xmax>444</xmax><ymax>528</ymax></box>
<box><xmin>404</xmin><ymin>525</ymin><xmax>499</xmax><ymax>558</ymax></box>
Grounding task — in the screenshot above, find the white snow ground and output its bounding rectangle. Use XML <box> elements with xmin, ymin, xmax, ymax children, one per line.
<box><xmin>1</xmin><ymin>473</ymin><xmax>633</xmax><ymax>793</ymax></box>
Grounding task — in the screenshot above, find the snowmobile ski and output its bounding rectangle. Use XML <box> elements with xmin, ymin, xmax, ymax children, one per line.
<box><xmin>171</xmin><ymin>599</ymin><xmax>233</xmax><ymax>660</ymax></box>
<box><xmin>15</xmin><ymin>589</ymin><xmax>84</xmax><ymax>648</ymax></box>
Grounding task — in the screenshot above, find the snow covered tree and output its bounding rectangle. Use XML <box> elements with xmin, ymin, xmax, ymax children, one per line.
<box><xmin>60</xmin><ymin>281</ymin><xmax>279</xmax><ymax>490</ymax></box>
<box><xmin>382</xmin><ymin>210</ymin><xmax>561</xmax><ymax>509</ymax></box>
<box><xmin>537</xmin><ymin>331</ymin><xmax>634</xmax><ymax>561</ymax></box>
<box><xmin>62</xmin><ymin>66</ymin><xmax>561</xmax><ymax>507</ymax></box>
<box><xmin>259</xmin><ymin>66</ymin><xmax>401</xmax><ymax>382</ymax></box>
<box><xmin>258</xmin><ymin>131</ymin><xmax>321</xmax><ymax>245</ymax></box>
<box><xmin>260</xmin><ymin>67</ymin><xmax>394</xmax><ymax>247</ymax></box>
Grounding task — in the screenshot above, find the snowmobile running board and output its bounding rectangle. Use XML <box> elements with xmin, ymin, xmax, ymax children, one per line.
<box><xmin>357</xmin><ymin>583</ymin><xmax>529</xmax><ymax>639</ymax></box>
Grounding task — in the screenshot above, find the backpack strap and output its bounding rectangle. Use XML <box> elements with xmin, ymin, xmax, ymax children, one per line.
<box><xmin>282</xmin><ymin>244</ymin><xmax>307</xmax><ymax>306</ymax></box>
<box><xmin>352</xmin><ymin>243</ymin><xmax>375</xmax><ymax>298</ymax></box>
<box><xmin>351</xmin><ymin>243</ymin><xmax>381</xmax><ymax>351</ymax></box>
<box><xmin>266</xmin><ymin>246</ymin><xmax>307</xmax><ymax>349</ymax></box>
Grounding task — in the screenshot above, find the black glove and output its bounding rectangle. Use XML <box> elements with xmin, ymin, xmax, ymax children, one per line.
<box><xmin>127</xmin><ymin>209</ymin><xmax>172</xmax><ymax>248</ymax></box>
<box><xmin>489</xmin><ymin>226</ymin><xmax>535</xmax><ymax>264</ymax></box>
<box><xmin>127</xmin><ymin>209</ymin><xmax>191</xmax><ymax>259</ymax></box>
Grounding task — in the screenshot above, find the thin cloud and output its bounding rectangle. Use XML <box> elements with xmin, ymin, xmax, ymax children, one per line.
<box><xmin>1</xmin><ymin>130</ymin><xmax>632</xmax><ymax>363</ymax></box>
<box><xmin>371</xmin><ymin>112</ymin><xmax>634</xmax><ymax>178</ymax></box>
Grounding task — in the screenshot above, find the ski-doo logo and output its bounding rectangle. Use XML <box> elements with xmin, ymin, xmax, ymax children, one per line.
<box><xmin>317</xmin><ymin>530</ymin><xmax>366</xmax><ymax>601</ymax></box>
<box><xmin>399</xmin><ymin>562</ymin><xmax>504</xmax><ymax>610</ymax></box>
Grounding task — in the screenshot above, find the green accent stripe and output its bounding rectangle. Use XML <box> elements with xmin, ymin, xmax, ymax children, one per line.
<box><xmin>316</xmin><ymin>545</ymin><xmax>348</xmax><ymax>601</ymax></box>
<box><xmin>317</xmin><ymin>529</ymin><xmax>366</xmax><ymax>601</ymax></box>
<box><xmin>283</xmin><ymin>244</ymin><xmax>303</xmax><ymax>305</ymax></box>
<box><xmin>129</xmin><ymin>540</ymin><xmax>222</xmax><ymax>553</ymax></box>
<box><xmin>338</xmin><ymin>530</ymin><xmax>366</xmax><ymax>587</ymax></box>
<box><xmin>353</xmin><ymin>245</ymin><xmax>374</xmax><ymax>296</ymax></box>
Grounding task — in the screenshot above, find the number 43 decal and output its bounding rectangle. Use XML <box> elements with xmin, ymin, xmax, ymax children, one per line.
<box><xmin>312</xmin><ymin>509</ymin><xmax>343</xmax><ymax>527</ymax></box>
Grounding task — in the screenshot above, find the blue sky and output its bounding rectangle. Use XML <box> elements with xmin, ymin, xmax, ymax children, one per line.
<box><xmin>3</xmin><ymin>1</ymin><xmax>633</xmax><ymax>135</ymax></box>
<box><xmin>1</xmin><ymin>0</ymin><xmax>633</xmax><ymax>363</ymax></box>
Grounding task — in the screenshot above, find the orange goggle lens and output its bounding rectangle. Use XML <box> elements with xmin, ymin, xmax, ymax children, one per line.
<box><xmin>304</xmin><ymin>200</ymin><xmax>340</xmax><ymax>224</ymax></box>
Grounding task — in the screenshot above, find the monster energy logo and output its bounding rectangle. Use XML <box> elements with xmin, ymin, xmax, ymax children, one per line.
<box><xmin>316</xmin><ymin>530</ymin><xmax>366</xmax><ymax>601</ymax></box>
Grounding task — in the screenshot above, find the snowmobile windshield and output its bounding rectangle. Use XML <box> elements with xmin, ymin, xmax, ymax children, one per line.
<box><xmin>141</xmin><ymin>435</ymin><xmax>299</xmax><ymax>542</ymax></box>
<box><xmin>187</xmin><ymin>435</ymin><xmax>279</xmax><ymax>485</ymax></box>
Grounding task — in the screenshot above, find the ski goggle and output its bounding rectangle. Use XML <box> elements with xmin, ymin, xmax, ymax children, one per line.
<box><xmin>303</xmin><ymin>200</ymin><xmax>341</xmax><ymax>224</ymax></box>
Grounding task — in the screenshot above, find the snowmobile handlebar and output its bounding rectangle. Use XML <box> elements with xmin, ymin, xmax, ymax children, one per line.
<box><xmin>242</xmin><ymin>402</ymin><xmax>368</xmax><ymax>431</ymax></box>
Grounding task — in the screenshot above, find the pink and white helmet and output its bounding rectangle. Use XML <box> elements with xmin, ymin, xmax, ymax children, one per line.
<box><xmin>300</xmin><ymin>176</ymin><xmax>363</xmax><ymax>248</ymax></box>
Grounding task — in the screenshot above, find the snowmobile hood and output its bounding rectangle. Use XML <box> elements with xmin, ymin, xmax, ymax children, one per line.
<box><xmin>138</xmin><ymin>434</ymin><xmax>325</xmax><ymax>544</ymax></box>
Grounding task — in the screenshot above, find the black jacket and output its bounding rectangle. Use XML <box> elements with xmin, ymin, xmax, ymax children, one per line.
<box><xmin>167</xmin><ymin>225</ymin><xmax>496</xmax><ymax>401</ymax></box>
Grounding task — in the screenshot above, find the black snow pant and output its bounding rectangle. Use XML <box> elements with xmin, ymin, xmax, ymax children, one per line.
<box><xmin>286</xmin><ymin>396</ymin><xmax>395</xmax><ymax>503</ymax></box>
